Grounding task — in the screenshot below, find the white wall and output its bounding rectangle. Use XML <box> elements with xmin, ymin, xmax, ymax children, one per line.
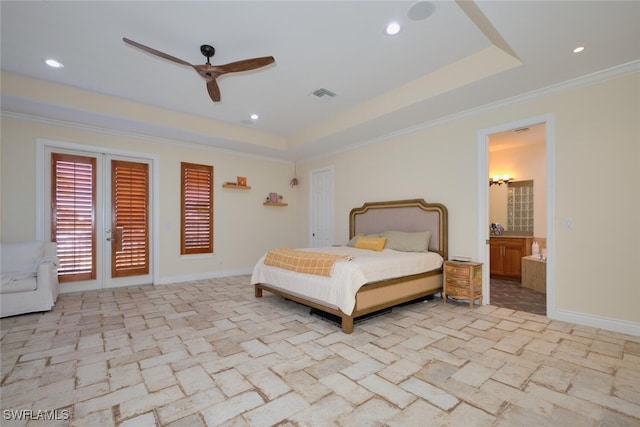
<box><xmin>296</xmin><ymin>72</ymin><xmax>640</xmax><ymax>331</ymax></box>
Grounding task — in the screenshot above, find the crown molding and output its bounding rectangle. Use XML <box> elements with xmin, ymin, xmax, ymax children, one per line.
<box><xmin>298</xmin><ymin>60</ymin><xmax>640</xmax><ymax>164</ymax></box>
<box><xmin>3</xmin><ymin>60</ymin><xmax>638</xmax><ymax>165</ymax></box>
<box><xmin>0</xmin><ymin>110</ymin><xmax>292</xmax><ymax>164</ymax></box>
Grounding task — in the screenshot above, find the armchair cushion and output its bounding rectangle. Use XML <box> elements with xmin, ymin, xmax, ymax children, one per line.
<box><xmin>1</xmin><ymin>241</ymin><xmax>60</xmax><ymax>317</ymax></box>
<box><xmin>1</xmin><ymin>277</ymin><xmax>38</xmax><ymax>293</ymax></box>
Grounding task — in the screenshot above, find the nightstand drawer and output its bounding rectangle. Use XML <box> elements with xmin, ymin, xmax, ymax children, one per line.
<box><xmin>446</xmin><ymin>281</ymin><xmax>481</xmax><ymax>295</ymax></box>
<box><xmin>444</xmin><ymin>265</ymin><xmax>472</xmax><ymax>278</ymax></box>
<box><xmin>445</xmin><ymin>276</ymin><xmax>472</xmax><ymax>287</ymax></box>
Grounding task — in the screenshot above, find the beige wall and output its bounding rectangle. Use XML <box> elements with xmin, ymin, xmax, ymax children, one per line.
<box><xmin>490</xmin><ymin>142</ymin><xmax>546</xmax><ymax>238</ymax></box>
<box><xmin>1</xmin><ymin>71</ymin><xmax>638</xmax><ymax>331</ymax></box>
<box><xmin>297</xmin><ymin>72</ymin><xmax>640</xmax><ymax>327</ymax></box>
<box><xmin>1</xmin><ymin>116</ymin><xmax>298</xmax><ymax>282</ymax></box>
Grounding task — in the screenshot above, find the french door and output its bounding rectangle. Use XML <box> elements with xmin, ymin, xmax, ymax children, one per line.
<box><xmin>45</xmin><ymin>147</ymin><xmax>153</xmax><ymax>292</ymax></box>
<box><xmin>107</xmin><ymin>158</ymin><xmax>150</xmax><ymax>284</ymax></box>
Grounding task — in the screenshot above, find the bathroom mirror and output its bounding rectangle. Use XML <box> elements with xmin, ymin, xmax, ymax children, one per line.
<box><xmin>490</xmin><ymin>180</ymin><xmax>534</xmax><ymax>235</ymax></box>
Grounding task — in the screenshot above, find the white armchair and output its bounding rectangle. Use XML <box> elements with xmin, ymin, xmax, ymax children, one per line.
<box><xmin>1</xmin><ymin>241</ymin><xmax>60</xmax><ymax>317</ymax></box>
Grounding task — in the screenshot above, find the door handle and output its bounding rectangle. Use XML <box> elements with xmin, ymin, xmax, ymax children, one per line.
<box><xmin>114</xmin><ymin>227</ymin><xmax>124</xmax><ymax>252</ymax></box>
<box><xmin>106</xmin><ymin>228</ymin><xmax>124</xmax><ymax>251</ymax></box>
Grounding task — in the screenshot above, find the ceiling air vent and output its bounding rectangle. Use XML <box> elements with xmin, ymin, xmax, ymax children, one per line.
<box><xmin>310</xmin><ymin>88</ymin><xmax>337</xmax><ymax>102</ymax></box>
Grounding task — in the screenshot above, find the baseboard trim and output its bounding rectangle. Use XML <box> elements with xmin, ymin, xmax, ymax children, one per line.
<box><xmin>154</xmin><ymin>268</ymin><xmax>254</xmax><ymax>286</ymax></box>
<box><xmin>549</xmin><ymin>309</ymin><xmax>639</xmax><ymax>337</ymax></box>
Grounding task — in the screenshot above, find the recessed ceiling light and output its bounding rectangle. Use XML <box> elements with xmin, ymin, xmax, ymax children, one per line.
<box><xmin>385</xmin><ymin>22</ymin><xmax>401</xmax><ymax>36</ymax></box>
<box><xmin>45</xmin><ymin>58</ymin><xmax>64</xmax><ymax>68</ymax></box>
<box><xmin>572</xmin><ymin>46</ymin><xmax>585</xmax><ymax>54</ymax></box>
<box><xmin>250</xmin><ymin>113</ymin><xmax>259</xmax><ymax>120</ymax></box>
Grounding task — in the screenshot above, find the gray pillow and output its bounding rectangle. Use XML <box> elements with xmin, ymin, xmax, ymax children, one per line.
<box><xmin>382</xmin><ymin>230</ymin><xmax>431</xmax><ymax>252</ymax></box>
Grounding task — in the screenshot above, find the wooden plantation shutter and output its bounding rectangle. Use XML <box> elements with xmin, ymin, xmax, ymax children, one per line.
<box><xmin>111</xmin><ymin>160</ymin><xmax>149</xmax><ymax>277</ymax></box>
<box><xmin>51</xmin><ymin>153</ymin><xmax>96</xmax><ymax>282</ymax></box>
<box><xmin>181</xmin><ymin>162</ymin><xmax>214</xmax><ymax>254</ymax></box>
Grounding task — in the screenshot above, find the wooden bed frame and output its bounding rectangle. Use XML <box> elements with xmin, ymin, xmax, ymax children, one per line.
<box><xmin>254</xmin><ymin>199</ymin><xmax>448</xmax><ymax>333</ymax></box>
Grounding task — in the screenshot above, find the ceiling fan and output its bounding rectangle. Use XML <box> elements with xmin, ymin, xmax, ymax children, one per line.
<box><xmin>123</xmin><ymin>37</ymin><xmax>275</xmax><ymax>103</ymax></box>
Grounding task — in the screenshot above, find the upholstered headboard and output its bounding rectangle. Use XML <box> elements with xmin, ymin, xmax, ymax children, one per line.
<box><xmin>349</xmin><ymin>199</ymin><xmax>448</xmax><ymax>259</ymax></box>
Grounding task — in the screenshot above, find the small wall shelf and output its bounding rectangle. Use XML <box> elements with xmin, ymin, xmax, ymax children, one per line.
<box><xmin>223</xmin><ymin>184</ymin><xmax>251</xmax><ymax>190</ymax></box>
<box><xmin>263</xmin><ymin>202</ymin><xmax>288</xmax><ymax>207</ymax></box>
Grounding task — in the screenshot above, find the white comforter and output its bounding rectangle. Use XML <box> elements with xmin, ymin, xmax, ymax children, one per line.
<box><xmin>251</xmin><ymin>246</ymin><xmax>443</xmax><ymax>315</ymax></box>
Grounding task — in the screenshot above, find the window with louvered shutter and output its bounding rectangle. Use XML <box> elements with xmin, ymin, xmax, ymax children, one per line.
<box><xmin>51</xmin><ymin>153</ymin><xmax>96</xmax><ymax>282</ymax></box>
<box><xmin>111</xmin><ymin>160</ymin><xmax>149</xmax><ymax>277</ymax></box>
<box><xmin>181</xmin><ymin>162</ymin><xmax>213</xmax><ymax>254</ymax></box>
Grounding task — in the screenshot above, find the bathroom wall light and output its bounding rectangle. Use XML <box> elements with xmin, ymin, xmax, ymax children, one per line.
<box><xmin>489</xmin><ymin>175</ymin><xmax>513</xmax><ymax>186</ymax></box>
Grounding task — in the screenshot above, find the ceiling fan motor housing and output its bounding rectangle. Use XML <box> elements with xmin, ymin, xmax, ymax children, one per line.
<box><xmin>200</xmin><ymin>44</ymin><xmax>216</xmax><ymax>63</ymax></box>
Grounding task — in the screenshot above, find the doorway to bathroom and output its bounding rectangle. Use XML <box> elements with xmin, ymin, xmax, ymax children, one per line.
<box><xmin>489</xmin><ymin>123</ymin><xmax>546</xmax><ymax>314</ymax></box>
<box><xmin>478</xmin><ymin>115</ymin><xmax>555</xmax><ymax>317</ymax></box>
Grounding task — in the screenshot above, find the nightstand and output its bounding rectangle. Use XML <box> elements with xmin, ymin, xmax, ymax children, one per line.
<box><xmin>443</xmin><ymin>260</ymin><xmax>483</xmax><ymax>308</ymax></box>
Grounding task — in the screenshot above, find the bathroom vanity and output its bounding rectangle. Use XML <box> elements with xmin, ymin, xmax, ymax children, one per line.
<box><xmin>489</xmin><ymin>236</ymin><xmax>533</xmax><ymax>281</ymax></box>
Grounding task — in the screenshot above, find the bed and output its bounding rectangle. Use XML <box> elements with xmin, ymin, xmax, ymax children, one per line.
<box><xmin>252</xmin><ymin>199</ymin><xmax>448</xmax><ymax>333</ymax></box>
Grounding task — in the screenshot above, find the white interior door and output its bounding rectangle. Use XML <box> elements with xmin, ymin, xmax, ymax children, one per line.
<box><xmin>42</xmin><ymin>146</ymin><xmax>152</xmax><ymax>292</ymax></box>
<box><xmin>309</xmin><ymin>166</ymin><xmax>334</xmax><ymax>247</ymax></box>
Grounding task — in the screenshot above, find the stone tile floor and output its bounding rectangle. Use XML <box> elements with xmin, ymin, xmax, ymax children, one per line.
<box><xmin>1</xmin><ymin>275</ymin><xmax>639</xmax><ymax>426</ymax></box>
<box><xmin>489</xmin><ymin>279</ymin><xmax>547</xmax><ymax>316</ymax></box>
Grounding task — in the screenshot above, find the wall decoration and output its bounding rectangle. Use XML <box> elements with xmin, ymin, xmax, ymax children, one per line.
<box><xmin>237</xmin><ymin>176</ymin><xmax>247</xmax><ymax>186</ymax></box>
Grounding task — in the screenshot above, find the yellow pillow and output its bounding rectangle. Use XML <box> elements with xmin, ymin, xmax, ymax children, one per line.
<box><xmin>355</xmin><ymin>236</ymin><xmax>386</xmax><ymax>251</ymax></box>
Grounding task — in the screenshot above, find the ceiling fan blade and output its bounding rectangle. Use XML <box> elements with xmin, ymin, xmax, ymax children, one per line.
<box><xmin>123</xmin><ymin>37</ymin><xmax>193</xmax><ymax>67</ymax></box>
<box><xmin>207</xmin><ymin>79</ymin><xmax>221</xmax><ymax>102</ymax></box>
<box><xmin>214</xmin><ymin>56</ymin><xmax>275</xmax><ymax>76</ymax></box>
<box><xmin>124</xmin><ymin>38</ymin><xmax>273</xmax><ymax>103</ymax></box>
